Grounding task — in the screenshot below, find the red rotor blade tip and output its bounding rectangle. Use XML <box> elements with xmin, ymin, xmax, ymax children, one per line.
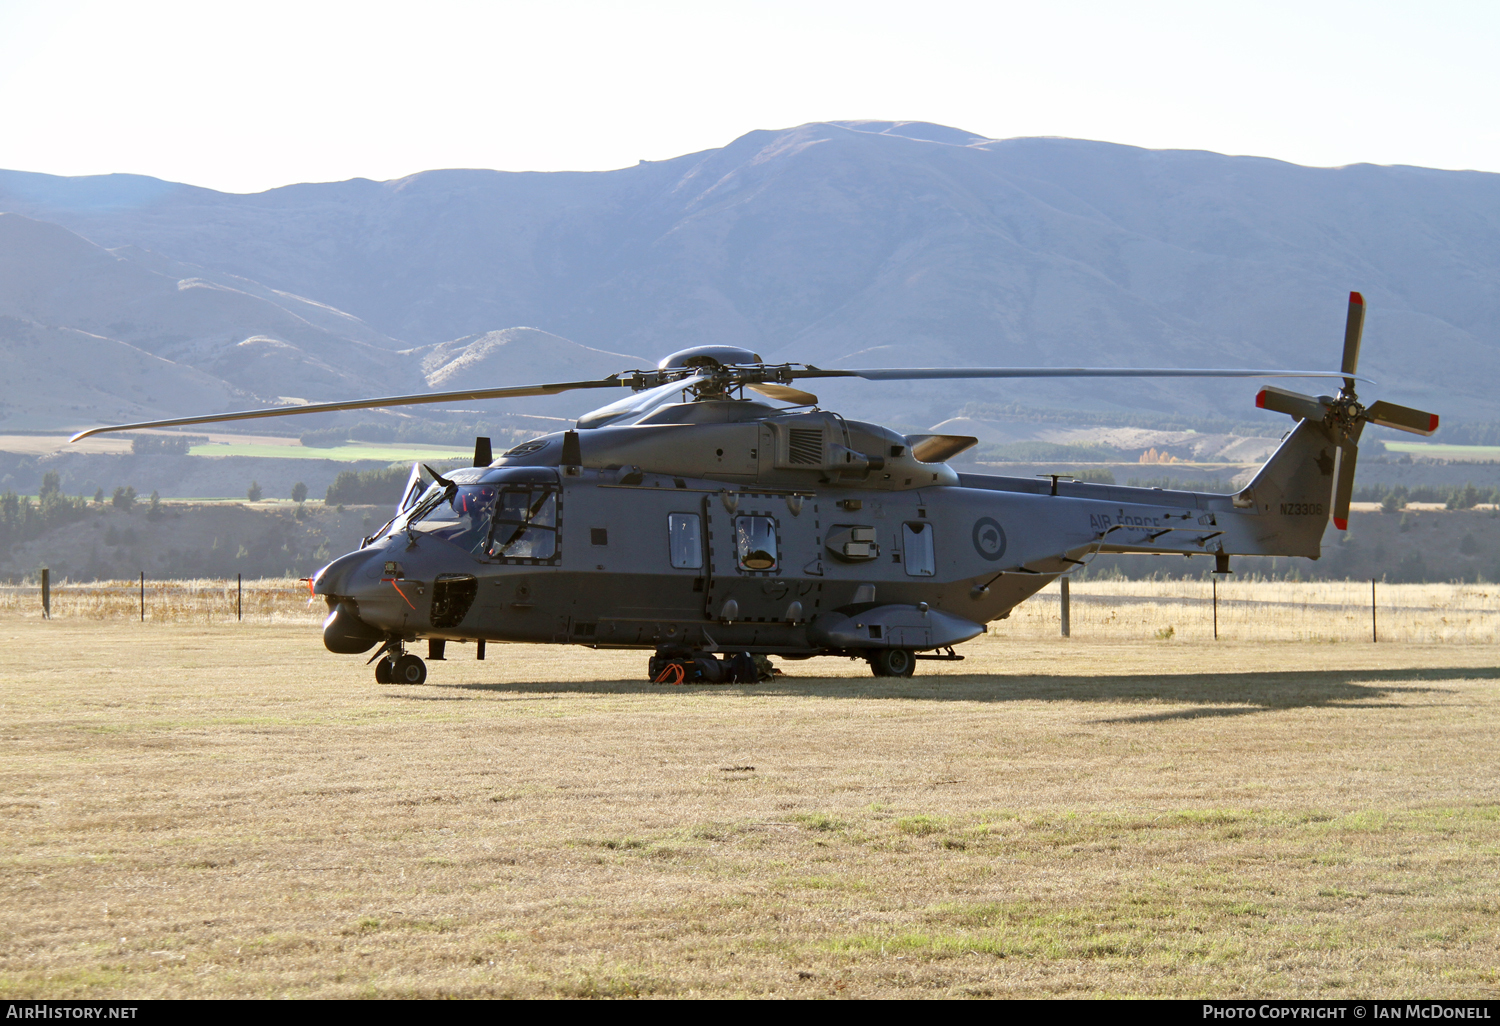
<box><xmin>1334</xmin><ymin>517</ymin><xmax>1349</xmax><ymax>531</ymax></box>
<box><xmin>1349</xmin><ymin>291</ymin><xmax>1364</xmax><ymax>305</ymax></box>
<box><xmin>1428</xmin><ymin>414</ymin><xmax>1440</xmax><ymax>432</ymax></box>
<box><xmin>1255</xmin><ymin>389</ymin><xmax>1267</xmax><ymax>409</ymax></box>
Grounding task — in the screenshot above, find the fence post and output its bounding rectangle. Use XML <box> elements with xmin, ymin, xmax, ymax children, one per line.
<box><xmin>41</xmin><ymin>568</ymin><xmax>50</xmax><ymax>620</ymax></box>
<box><xmin>1212</xmin><ymin>576</ymin><xmax>1218</xmax><ymax>640</ymax></box>
<box><xmin>1371</xmin><ymin>578</ymin><xmax>1377</xmax><ymax>643</ymax></box>
<box><xmin>1059</xmin><ymin>577</ymin><xmax>1071</xmax><ymax>637</ymax></box>
<box><xmin>237</xmin><ymin>573</ymin><xmax>242</xmax><ymax>622</ymax></box>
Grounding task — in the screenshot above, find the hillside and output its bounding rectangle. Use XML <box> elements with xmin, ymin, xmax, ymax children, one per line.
<box><xmin>3</xmin><ymin>120</ymin><xmax>1497</xmax><ymax>430</ymax></box>
<box><xmin>0</xmin><ymin>501</ymin><xmax>385</xmax><ymax>582</ymax></box>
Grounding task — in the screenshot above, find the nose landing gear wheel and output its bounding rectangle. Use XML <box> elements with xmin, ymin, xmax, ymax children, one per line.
<box><xmin>868</xmin><ymin>649</ymin><xmax>916</xmax><ymax>678</ymax></box>
<box><xmin>393</xmin><ymin>654</ymin><xmax>428</xmax><ymax>685</ymax></box>
<box><xmin>374</xmin><ymin>658</ymin><xmax>394</xmax><ymax>684</ymax></box>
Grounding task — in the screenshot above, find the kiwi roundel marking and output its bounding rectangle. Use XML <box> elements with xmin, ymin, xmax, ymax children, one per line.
<box><xmin>972</xmin><ymin>517</ymin><xmax>1006</xmax><ymax>561</ymax></box>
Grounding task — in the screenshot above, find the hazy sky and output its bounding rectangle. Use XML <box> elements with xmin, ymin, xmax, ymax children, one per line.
<box><xmin>1</xmin><ymin>0</ymin><xmax>1496</xmax><ymax>193</ymax></box>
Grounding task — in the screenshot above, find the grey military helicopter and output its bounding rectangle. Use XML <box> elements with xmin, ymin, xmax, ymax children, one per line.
<box><xmin>73</xmin><ymin>293</ymin><xmax>1436</xmax><ymax>685</ymax></box>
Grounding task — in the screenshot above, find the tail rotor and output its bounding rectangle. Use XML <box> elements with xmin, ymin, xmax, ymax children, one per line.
<box><xmin>1255</xmin><ymin>292</ymin><xmax>1438</xmax><ymax>531</ymax></box>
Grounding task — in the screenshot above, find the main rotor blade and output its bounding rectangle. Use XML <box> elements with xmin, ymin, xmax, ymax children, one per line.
<box><xmin>575</xmin><ymin>372</ymin><xmax>708</xmax><ymax>429</ymax></box>
<box><xmin>1332</xmin><ymin>443</ymin><xmax>1358</xmax><ymax>531</ymax></box>
<box><xmin>1342</xmin><ymin>291</ymin><xmax>1366</xmax><ymax>390</ymax></box>
<box><xmin>794</xmin><ymin>367</ymin><xmax>1371</xmax><ymax>383</ymax></box>
<box><xmin>746</xmin><ymin>382</ymin><xmax>819</xmax><ymax>406</ymax></box>
<box><xmin>68</xmin><ymin>377</ymin><xmax>629</xmax><ymax>442</ymax></box>
<box><xmin>1256</xmin><ymin>386</ymin><xmax>1329</xmax><ymax>422</ymax></box>
<box><xmin>1365</xmin><ymin>399</ymin><xmax>1439</xmax><ymax>436</ymax></box>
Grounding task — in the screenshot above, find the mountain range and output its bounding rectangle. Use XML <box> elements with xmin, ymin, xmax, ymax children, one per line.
<box><xmin>2</xmin><ymin>119</ymin><xmax>1497</xmax><ymax>434</ymax></box>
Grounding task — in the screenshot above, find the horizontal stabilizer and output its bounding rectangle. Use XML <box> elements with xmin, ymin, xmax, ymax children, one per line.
<box><xmin>1365</xmin><ymin>400</ymin><xmax>1439</xmax><ymax>436</ymax></box>
<box><xmin>1256</xmin><ymin>386</ymin><xmax>1328</xmax><ymax>422</ymax></box>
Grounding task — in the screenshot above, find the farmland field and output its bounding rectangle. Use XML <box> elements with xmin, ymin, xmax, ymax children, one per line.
<box><xmin>1</xmin><ymin>582</ymin><xmax>1498</xmax><ymax>998</ymax></box>
<box><xmin>1381</xmin><ymin>441</ymin><xmax>1500</xmax><ymax>461</ymax></box>
<box><xmin>186</xmin><ymin>440</ymin><xmax>473</xmax><ymax>463</ymax></box>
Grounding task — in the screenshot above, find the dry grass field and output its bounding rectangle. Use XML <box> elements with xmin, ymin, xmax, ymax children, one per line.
<box><xmin>1</xmin><ymin>580</ymin><xmax>1498</xmax><ymax>998</ymax></box>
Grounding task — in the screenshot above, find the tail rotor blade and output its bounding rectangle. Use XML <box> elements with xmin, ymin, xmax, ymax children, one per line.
<box><xmin>1332</xmin><ymin>443</ymin><xmax>1358</xmax><ymax>531</ymax></box>
<box><xmin>1256</xmin><ymin>385</ymin><xmax>1328</xmax><ymax>422</ymax></box>
<box><xmin>1365</xmin><ymin>400</ymin><xmax>1439</xmax><ymax>436</ymax></box>
<box><xmin>1341</xmin><ymin>291</ymin><xmax>1366</xmax><ymax>390</ymax></box>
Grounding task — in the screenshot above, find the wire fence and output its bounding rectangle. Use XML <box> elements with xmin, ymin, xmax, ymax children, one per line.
<box><xmin>1009</xmin><ymin>578</ymin><xmax>1500</xmax><ymax>644</ymax></box>
<box><xmin>0</xmin><ymin>576</ymin><xmax>1495</xmax><ymax>643</ymax></box>
<box><xmin>0</xmin><ymin>577</ymin><xmax>322</xmax><ymax>624</ymax></box>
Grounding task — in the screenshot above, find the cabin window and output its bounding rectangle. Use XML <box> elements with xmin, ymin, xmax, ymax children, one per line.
<box><xmin>734</xmin><ymin>515</ymin><xmax>778</xmax><ymax>571</ymax></box>
<box><xmin>486</xmin><ymin>486</ymin><xmax>559</xmax><ymax>561</ymax></box>
<box><xmin>902</xmin><ymin>521</ymin><xmax>935</xmax><ymax>577</ymax></box>
<box><xmin>668</xmin><ymin>513</ymin><xmax>703</xmax><ymax>569</ymax></box>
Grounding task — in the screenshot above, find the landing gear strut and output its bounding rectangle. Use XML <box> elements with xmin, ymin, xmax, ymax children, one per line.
<box><xmin>372</xmin><ymin>641</ymin><xmax>427</xmax><ymax>685</ymax></box>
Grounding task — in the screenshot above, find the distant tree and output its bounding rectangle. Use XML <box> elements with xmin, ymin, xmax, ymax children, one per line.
<box><xmin>39</xmin><ymin>471</ymin><xmax>61</xmax><ymax>499</ymax></box>
<box><xmin>112</xmin><ymin>486</ymin><xmax>136</xmax><ymax>511</ymax></box>
<box><xmin>1447</xmin><ymin>483</ymin><xmax>1482</xmax><ymax>511</ymax></box>
<box><xmin>326</xmin><ymin>464</ymin><xmax>458</xmax><ymax>506</ymax></box>
<box><xmin>147</xmin><ymin>490</ymin><xmax>163</xmax><ymax>521</ymax></box>
<box><xmin>93</xmin><ymin>488</ymin><xmax>104</xmax><ymax>505</ymax></box>
<box><xmin>299</xmin><ymin>428</ymin><xmax>347</xmax><ymax>448</ymax></box>
<box><xmin>291</xmin><ymin>481</ymin><xmax>308</xmax><ymax>503</ymax></box>
<box><xmin>247</xmin><ymin>481</ymin><xmax>263</xmax><ymax>502</ymax></box>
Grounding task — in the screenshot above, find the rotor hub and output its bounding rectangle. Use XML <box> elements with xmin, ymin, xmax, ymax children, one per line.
<box><xmin>658</xmin><ymin>345</ymin><xmax>764</xmax><ymax>371</ymax></box>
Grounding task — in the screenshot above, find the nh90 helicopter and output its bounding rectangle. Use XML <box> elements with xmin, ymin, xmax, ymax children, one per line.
<box><xmin>73</xmin><ymin>293</ymin><xmax>1437</xmax><ymax>684</ymax></box>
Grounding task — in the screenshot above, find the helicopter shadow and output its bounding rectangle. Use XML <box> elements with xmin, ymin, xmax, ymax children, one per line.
<box><xmin>390</xmin><ymin>664</ymin><xmax>1497</xmax><ymax>723</ymax></box>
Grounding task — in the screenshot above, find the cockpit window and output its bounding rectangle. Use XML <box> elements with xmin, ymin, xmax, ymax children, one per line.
<box><xmin>401</xmin><ymin>480</ymin><xmax>560</xmax><ymax>563</ymax></box>
<box><xmin>487</xmin><ymin>487</ymin><xmax>559</xmax><ymax>561</ymax></box>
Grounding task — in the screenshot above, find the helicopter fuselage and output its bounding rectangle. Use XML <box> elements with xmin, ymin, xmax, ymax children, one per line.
<box><xmin>312</xmin><ymin>400</ymin><xmax>1320</xmax><ymax>662</ymax></box>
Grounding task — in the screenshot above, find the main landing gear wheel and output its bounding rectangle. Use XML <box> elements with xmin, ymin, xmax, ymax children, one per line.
<box><xmin>393</xmin><ymin>654</ymin><xmax>427</xmax><ymax>685</ymax></box>
<box><xmin>374</xmin><ymin>658</ymin><xmax>394</xmax><ymax>684</ymax></box>
<box><xmin>868</xmin><ymin>649</ymin><xmax>916</xmax><ymax>678</ymax></box>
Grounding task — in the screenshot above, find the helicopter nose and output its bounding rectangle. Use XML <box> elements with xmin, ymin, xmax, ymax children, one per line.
<box><xmin>313</xmin><ymin>549</ymin><xmax>379</xmax><ymax>597</ymax></box>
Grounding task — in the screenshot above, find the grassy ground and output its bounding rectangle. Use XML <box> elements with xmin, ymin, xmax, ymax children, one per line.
<box><xmin>1</xmin><ymin>607</ymin><xmax>1498</xmax><ymax>999</ymax></box>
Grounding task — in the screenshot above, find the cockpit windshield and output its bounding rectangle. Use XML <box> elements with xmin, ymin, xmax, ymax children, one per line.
<box><xmin>405</xmin><ymin>483</ymin><xmax>498</xmax><ymax>555</ymax></box>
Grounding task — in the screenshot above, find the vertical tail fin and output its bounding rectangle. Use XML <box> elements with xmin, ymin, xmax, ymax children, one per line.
<box><xmin>1233</xmin><ymin>419</ymin><xmax>1340</xmax><ymax>557</ymax></box>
